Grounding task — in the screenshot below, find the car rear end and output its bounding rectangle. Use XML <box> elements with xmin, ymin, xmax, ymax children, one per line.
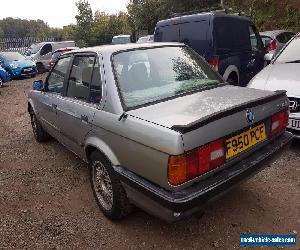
<box><xmin>115</xmin><ymin>88</ymin><xmax>292</xmax><ymax>222</ymax></box>
<box><xmin>109</xmin><ymin>44</ymin><xmax>292</xmax><ymax>222</ymax></box>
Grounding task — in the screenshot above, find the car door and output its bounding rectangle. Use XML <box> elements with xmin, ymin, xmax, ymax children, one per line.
<box><xmin>39</xmin><ymin>43</ymin><xmax>53</xmax><ymax>66</ymax></box>
<box><xmin>248</xmin><ymin>25</ymin><xmax>265</xmax><ymax>79</ymax></box>
<box><xmin>37</xmin><ymin>56</ymin><xmax>72</xmax><ymax>139</ymax></box>
<box><xmin>57</xmin><ymin>53</ymin><xmax>102</xmax><ymax>158</ymax></box>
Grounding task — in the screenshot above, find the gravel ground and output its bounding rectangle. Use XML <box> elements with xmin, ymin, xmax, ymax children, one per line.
<box><xmin>0</xmin><ymin>76</ymin><xmax>299</xmax><ymax>250</ymax></box>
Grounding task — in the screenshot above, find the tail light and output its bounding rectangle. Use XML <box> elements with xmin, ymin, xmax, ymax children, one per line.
<box><xmin>210</xmin><ymin>56</ymin><xmax>219</xmax><ymax>72</ymax></box>
<box><xmin>271</xmin><ymin>110</ymin><xmax>289</xmax><ymax>137</ymax></box>
<box><xmin>168</xmin><ymin>139</ymin><xmax>225</xmax><ymax>185</ymax></box>
<box><xmin>268</xmin><ymin>39</ymin><xmax>277</xmax><ymax>52</ymax></box>
<box><xmin>49</xmin><ymin>59</ymin><xmax>54</xmax><ymax>66</ymax></box>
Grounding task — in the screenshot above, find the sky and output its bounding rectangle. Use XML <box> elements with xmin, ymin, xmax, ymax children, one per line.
<box><xmin>0</xmin><ymin>0</ymin><xmax>128</xmax><ymax>28</ymax></box>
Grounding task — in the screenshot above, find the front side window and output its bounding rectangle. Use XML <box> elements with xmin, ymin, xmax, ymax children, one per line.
<box><xmin>40</xmin><ymin>44</ymin><xmax>52</xmax><ymax>56</ymax></box>
<box><xmin>47</xmin><ymin>57</ymin><xmax>71</xmax><ymax>94</ymax></box>
<box><xmin>113</xmin><ymin>46</ymin><xmax>223</xmax><ymax>109</ymax></box>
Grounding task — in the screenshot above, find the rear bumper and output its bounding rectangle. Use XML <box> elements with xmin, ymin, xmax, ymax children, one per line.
<box><xmin>114</xmin><ymin>132</ymin><xmax>293</xmax><ymax>222</ymax></box>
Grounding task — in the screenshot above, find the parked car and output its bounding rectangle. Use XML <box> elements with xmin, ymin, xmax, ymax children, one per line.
<box><xmin>25</xmin><ymin>41</ymin><xmax>76</xmax><ymax>72</ymax></box>
<box><xmin>48</xmin><ymin>47</ymin><xmax>79</xmax><ymax>69</ymax></box>
<box><xmin>137</xmin><ymin>35</ymin><xmax>154</xmax><ymax>43</ymax></box>
<box><xmin>154</xmin><ymin>12</ymin><xmax>265</xmax><ymax>86</ymax></box>
<box><xmin>0</xmin><ymin>52</ymin><xmax>37</xmax><ymax>80</ymax></box>
<box><xmin>112</xmin><ymin>35</ymin><xmax>132</xmax><ymax>45</ymax></box>
<box><xmin>259</xmin><ymin>30</ymin><xmax>295</xmax><ymax>64</ymax></box>
<box><xmin>0</xmin><ymin>65</ymin><xmax>9</xmax><ymax>87</ymax></box>
<box><xmin>28</xmin><ymin>43</ymin><xmax>292</xmax><ymax>222</ymax></box>
<box><xmin>248</xmin><ymin>33</ymin><xmax>300</xmax><ymax>137</ymax></box>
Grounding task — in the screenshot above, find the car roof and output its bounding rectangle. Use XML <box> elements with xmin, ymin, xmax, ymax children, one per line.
<box><xmin>260</xmin><ymin>30</ymin><xmax>294</xmax><ymax>38</ymax></box>
<box><xmin>156</xmin><ymin>13</ymin><xmax>250</xmax><ymax>27</ymax></box>
<box><xmin>113</xmin><ymin>35</ymin><xmax>131</xmax><ymax>38</ymax></box>
<box><xmin>63</xmin><ymin>42</ymin><xmax>184</xmax><ymax>56</ymax></box>
<box><xmin>53</xmin><ymin>47</ymin><xmax>79</xmax><ymax>53</ymax></box>
<box><xmin>34</xmin><ymin>41</ymin><xmax>75</xmax><ymax>45</ymax></box>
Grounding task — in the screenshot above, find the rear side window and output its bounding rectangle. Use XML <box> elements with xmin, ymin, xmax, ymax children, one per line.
<box><xmin>67</xmin><ymin>55</ymin><xmax>102</xmax><ymax>103</ymax></box>
<box><xmin>154</xmin><ymin>24</ymin><xmax>180</xmax><ymax>42</ymax></box>
<box><xmin>276</xmin><ymin>32</ymin><xmax>295</xmax><ymax>44</ymax></box>
<box><xmin>179</xmin><ymin>21</ymin><xmax>209</xmax><ymax>54</ymax></box>
<box><xmin>214</xmin><ymin>18</ymin><xmax>251</xmax><ymax>51</ymax></box>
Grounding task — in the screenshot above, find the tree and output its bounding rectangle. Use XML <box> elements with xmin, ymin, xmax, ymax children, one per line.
<box><xmin>75</xmin><ymin>0</ymin><xmax>94</xmax><ymax>45</ymax></box>
<box><xmin>0</xmin><ymin>27</ymin><xmax>4</xmax><ymax>39</ymax></box>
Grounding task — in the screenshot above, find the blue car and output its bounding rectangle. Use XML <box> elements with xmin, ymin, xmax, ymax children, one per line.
<box><xmin>0</xmin><ymin>52</ymin><xmax>37</xmax><ymax>80</ymax></box>
<box><xmin>0</xmin><ymin>65</ymin><xmax>9</xmax><ymax>87</ymax></box>
<box><xmin>154</xmin><ymin>11</ymin><xmax>265</xmax><ymax>87</ymax></box>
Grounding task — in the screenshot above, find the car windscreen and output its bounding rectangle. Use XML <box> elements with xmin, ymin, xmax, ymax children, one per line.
<box><xmin>1</xmin><ymin>52</ymin><xmax>25</xmax><ymax>62</ymax></box>
<box><xmin>274</xmin><ymin>35</ymin><xmax>300</xmax><ymax>64</ymax></box>
<box><xmin>112</xmin><ymin>46</ymin><xmax>223</xmax><ymax>110</ymax></box>
<box><xmin>28</xmin><ymin>43</ymin><xmax>43</xmax><ymax>55</ymax></box>
<box><xmin>112</xmin><ymin>37</ymin><xmax>131</xmax><ymax>44</ymax></box>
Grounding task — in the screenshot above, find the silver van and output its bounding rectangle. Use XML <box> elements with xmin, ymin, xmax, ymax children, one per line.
<box><xmin>25</xmin><ymin>41</ymin><xmax>75</xmax><ymax>72</ymax></box>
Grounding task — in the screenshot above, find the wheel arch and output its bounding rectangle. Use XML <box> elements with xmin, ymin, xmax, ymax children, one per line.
<box><xmin>222</xmin><ymin>65</ymin><xmax>239</xmax><ymax>83</ymax></box>
<box><xmin>28</xmin><ymin>99</ymin><xmax>35</xmax><ymax>114</ymax></box>
<box><xmin>85</xmin><ymin>136</ymin><xmax>120</xmax><ymax>166</ymax></box>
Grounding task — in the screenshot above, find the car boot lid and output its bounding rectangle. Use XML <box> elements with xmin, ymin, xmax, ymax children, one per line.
<box><xmin>127</xmin><ymin>85</ymin><xmax>286</xmax><ymax>132</ymax></box>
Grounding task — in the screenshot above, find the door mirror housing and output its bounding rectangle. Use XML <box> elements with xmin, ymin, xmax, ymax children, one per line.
<box><xmin>32</xmin><ymin>80</ymin><xmax>45</xmax><ymax>91</ymax></box>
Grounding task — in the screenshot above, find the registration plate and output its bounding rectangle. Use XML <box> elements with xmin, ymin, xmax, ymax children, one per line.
<box><xmin>23</xmin><ymin>68</ymin><xmax>32</xmax><ymax>72</ymax></box>
<box><xmin>289</xmin><ymin>119</ymin><xmax>300</xmax><ymax>130</ymax></box>
<box><xmin>226</xmin><ymin>124</ymin><xmax>266</xmax><ymax>159</ymax></box>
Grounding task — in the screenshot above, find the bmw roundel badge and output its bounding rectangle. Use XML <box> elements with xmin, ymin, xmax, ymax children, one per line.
<box><xmin>246</xmin><ymin>110</ymin><xmax>255</xmax><ymax>126</ymax></box>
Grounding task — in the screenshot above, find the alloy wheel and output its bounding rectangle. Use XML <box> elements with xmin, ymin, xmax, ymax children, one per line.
<box><xmin>92</xmin><ymin>161</ymin><xmax>113</xmax><ymax>210</ymax></box>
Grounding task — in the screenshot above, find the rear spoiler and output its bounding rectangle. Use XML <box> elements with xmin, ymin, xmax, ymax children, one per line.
<box><xmin>171</xmin><ymin>90</ymin><xmax>288</xmax><ymax>134</ymax></box>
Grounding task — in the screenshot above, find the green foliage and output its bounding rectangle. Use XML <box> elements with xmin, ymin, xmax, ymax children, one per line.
<box><xmin>224</xmin><ymin>0</ymin><xmax>300</xmax><ymax>31</ymax></box>
<box><xmin>127</xmin><ymin>0</ymin><xmax>220</xmax><ymax>33</ymax></box>
<box><xmin>0</xmin><ymin>18</ymin><xmax>62</xmax><ymax>39</ymax></box>
<box><xmin>0</xmin><ymin>27</ymin><xmax>4</xmax><ymax>39</ymax></box>
<box><xmin>75</xmin><ymin>0</ymin><xmax>94</xmax><ymax>44</ymax></box>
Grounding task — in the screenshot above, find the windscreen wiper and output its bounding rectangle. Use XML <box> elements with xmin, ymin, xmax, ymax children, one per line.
<box><xmin>285</xmin><ymin>60</ymin><xmax>300</xmax><ymax>63</ymax></box>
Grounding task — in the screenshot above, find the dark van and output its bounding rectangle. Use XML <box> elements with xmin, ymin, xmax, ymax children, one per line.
<box><xmin>154</xmin><ymin>12</ymin><xmax>265</xmax><ymax>86</ymax></box>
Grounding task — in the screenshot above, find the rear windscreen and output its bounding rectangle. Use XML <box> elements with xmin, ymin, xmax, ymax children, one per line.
<box><xmin>214</xmin><ymin>18</ymin><xmax>251</xmax><ymax>51</ymax></box>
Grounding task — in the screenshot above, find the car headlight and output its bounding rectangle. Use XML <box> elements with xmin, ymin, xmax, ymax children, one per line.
<box><xmin>9</xmin><ymin>62</ymin><xmax>18</xmax><ymax>69</ymax></box>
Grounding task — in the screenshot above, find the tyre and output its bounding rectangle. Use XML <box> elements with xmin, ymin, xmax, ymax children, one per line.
<box><xmin>36</xmin><ymin>63</ymin><xmax>45</xmax><ymax>74</ymax></box>
<box><xmin>89</xmin><ymin>151</ymin><xmax>133</xmax><ymax>220</ymax></box>
<box><xmin>227</xmin><ymin>74</ymin><xmax>238</xmax><ymax>86</ymax></box>
<box><xmin>7</xmin><ymin>71</ymin><xmax>13</xmax><ymax>81</ymax></box>
<box><xmin>0</xmin><ymin>77</ymin><xmax>3</xmax><ymax>88</ymax></box>
<box><xmin>30</xmin><ymin>112</ymin><xmax>50</xmax><ymax>142</ymax></box>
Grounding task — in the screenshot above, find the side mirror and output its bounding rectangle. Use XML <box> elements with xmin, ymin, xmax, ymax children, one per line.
<box><xmin>32</xmin><ymin>80</ymin><xmax>45</xmax><ymax>91</ymax></box>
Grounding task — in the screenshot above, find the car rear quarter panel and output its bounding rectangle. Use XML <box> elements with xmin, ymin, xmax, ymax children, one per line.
<box><xmin>89</xmin><ymin>111</ymin><xmax>184</xmax><ymax>189</ymax></box>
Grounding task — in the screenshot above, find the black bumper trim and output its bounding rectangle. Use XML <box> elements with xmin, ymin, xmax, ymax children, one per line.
<box><xmin>114</xmin><ymin>132</ymin><xmax>293</xmax><ymax>213</ymax></box>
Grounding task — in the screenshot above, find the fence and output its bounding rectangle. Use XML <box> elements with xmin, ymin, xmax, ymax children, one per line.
<box><xmin>0</xmin><ymin>37</ymin><xmax>57</xmax><ymax>54</ymax></box>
